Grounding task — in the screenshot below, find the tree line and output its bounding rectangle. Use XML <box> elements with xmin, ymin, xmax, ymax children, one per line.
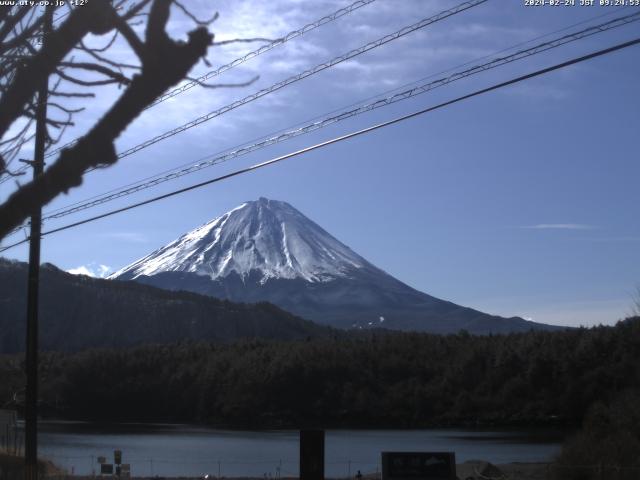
<box><xmin>1</xmin><ymin>317</ymin><xmax>639</xmax><ymax>429</ymax></box>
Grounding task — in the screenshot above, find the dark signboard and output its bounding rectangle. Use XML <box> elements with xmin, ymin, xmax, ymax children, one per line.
<box><xmin>100</xmin><ymin>464</ymin><xmax>114</xmax><ymax>475</ymax></box>
<box><xmin>300</xmin><ymin>430</ymin><xmax>324</xmax><ymax>480</ymax></box>
<box><xmin>382</xmin><ymin>452</ymin><xmax>456</xmax><ymax>480</ymax></box>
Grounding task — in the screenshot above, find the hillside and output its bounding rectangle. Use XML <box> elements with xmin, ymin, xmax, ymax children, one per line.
<box><xmin>1</xmin><ymin>317</ymin><xmax>637</xmax><ymax>426</ymax></box>
<box><xmin>112</xmin><ymin>198</ymin><xmax>563</xmax><ymax>334</ymax></box>
<box><xmin>0</xmin><ymin>258</ymin><xmax>330</xmax><ymax>353</ymax></box>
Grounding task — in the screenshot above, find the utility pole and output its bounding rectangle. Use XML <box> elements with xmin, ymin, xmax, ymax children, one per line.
<box><xmin>24</xmin><ymin>6</ymin><xmax>52</xmax><ymax>480</ymax></box>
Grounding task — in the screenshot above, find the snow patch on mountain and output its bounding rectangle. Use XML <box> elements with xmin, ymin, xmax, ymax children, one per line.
<box><xmin>110</xmin><ymin>198</ymin><xmax>368</xmax><ymax>283</ymax></box>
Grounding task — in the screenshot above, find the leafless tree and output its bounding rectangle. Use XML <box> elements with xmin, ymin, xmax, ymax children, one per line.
<box><xmin>0</xmin><ymin>0</ymin><xmax>256</xmax><ymax>241</ymax></box>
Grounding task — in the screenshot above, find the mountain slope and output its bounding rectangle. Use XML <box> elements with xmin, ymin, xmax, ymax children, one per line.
<box><xmin>111</xmin><ymin>198</ymin><xmax>368</xmax><ymax>283</ymax></box>
<box><xmin>112</xmin><ymin>198</ymin><xmax>562</xmax><ymax>334</ymax></box>
<box><xmin>0</xmin><ymin>258</ymin><xmax>329</xmax><ymax>353</ymax></box>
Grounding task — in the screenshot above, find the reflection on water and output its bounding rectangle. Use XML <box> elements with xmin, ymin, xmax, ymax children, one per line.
<box><xmin>29</xmin><ymin>421</ymin><xmax>566</xmax><ymax>477</ymax></box>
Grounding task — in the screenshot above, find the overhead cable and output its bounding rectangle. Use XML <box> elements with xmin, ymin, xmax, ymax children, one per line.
<box><xmin>149</xmin><ymin>0</ymin><xmax>378</xmax><ymax>108</ymax></box>
<box><xmin>32</xmin><ymin>10</ymin><xmax>640</xmax><ymax>224</ymax></box>
<box><xmin>43</xmin><ymin>0</ymin><xmax>488</xmax><ymax>163</ymax></box>
<box><xmin>41</xmin><ymin>0</ymin><xmax>378</xmax><ymax>159</ymax></box>
<box><xmin>2</xmin><ymin>35</ymin><xmax>638</xmax><ymax>253</ymax></box>
<box><xmin>20</xmin><ymin>6</ymin><xmax>638</xmax><ymax>217</ymax></box>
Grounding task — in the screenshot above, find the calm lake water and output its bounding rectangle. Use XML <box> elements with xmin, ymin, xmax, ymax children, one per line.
<box><xmin>29</xmin><ymin>422</ymin><xmax>565</xmax><ymax>477</ymax></box>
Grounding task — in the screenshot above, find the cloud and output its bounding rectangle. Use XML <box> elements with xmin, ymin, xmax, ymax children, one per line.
<box><xmin>504</xmin><ymin>82</ymin><xmax>570</xmax><ymax>102</ymax></box>
<box><xmin>521</xmin><ymin>224</ymin><xmax>596</xmax><ymax>230</ymax></box>
<box><xmin>100</xmin><ymin>232</ymin><xmax>149</xmax><ymax>243</ymax></box>
<box><xmin>448</xmin><ymin>23</ymin><xmax>538</xmax><ymax>40</ymax></box>
<box><xmin>67</xmin><ymin>263</ymin><xmax>112</xmax><ymax>278</ymax></box>
<box><xmin>585</xmin><ymin>236</ymin><xmax>640</xmax><ymax>243</ymax></box>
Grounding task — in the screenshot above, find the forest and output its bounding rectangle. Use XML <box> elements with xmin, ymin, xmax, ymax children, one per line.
<box><xmin>1</xmin><ymin>316</ymin><xmax>638</xmax><ymax>429</ymax></box>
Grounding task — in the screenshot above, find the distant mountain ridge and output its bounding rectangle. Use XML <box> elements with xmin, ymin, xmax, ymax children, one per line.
<box><xmin>112</xmin><ymin>198</ymin><xmax>563</xmax><ymax>334</ymax></box>
<box><xmin>0</xmin><ymin>258</ymin><xmax>329</xmax><ymax>353</ymax></box>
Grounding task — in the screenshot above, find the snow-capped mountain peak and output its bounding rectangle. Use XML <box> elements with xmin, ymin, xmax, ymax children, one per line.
<box><xmin>108</xmin><ymin>198</ymin><xmax>555</xmax><ymax>334</ymax></box>
<box><xmin>109</xmin><ymin>198</ymin><xmax>368</xmax><ymax>283</ymax></box>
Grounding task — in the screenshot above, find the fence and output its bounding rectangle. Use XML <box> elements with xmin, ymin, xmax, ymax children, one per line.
<box><xmin>34</xmin><ymin>455</ymin><xmax>382</xmax><ymax>479</ymax></box>
<box><xmin>3</xmin><ymin>452</ymin><xmax>640</xmax><ymax>480</ymax></box>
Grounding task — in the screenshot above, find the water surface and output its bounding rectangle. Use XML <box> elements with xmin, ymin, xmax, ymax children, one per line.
<box><xmin>32</xmin><ymin>422</ymin><xmax>565</xmax><ymax>477</ymax></box>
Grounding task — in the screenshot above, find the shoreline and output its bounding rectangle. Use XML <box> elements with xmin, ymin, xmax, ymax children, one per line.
<box><xmin>28</xmin><ymin>418</ymin><xmax>575</xmax><ymax>434</ymax></box>
<box><xmin>38</xmin><ymin>462</ymin><xmax>554</xmax><ymax>480</ymax></box>
<box><xmin>2</xmin><ymin>453</ymin><xmax>554</xmax><ymax>480</ymax></box>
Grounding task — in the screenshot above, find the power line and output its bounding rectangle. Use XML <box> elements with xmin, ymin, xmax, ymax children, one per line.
<box><xmin>2</xmin><ymin>35</ymin><xmax>638</xmax><ymax>254</ymax></box>
<box><xmin>112</xmin><ymin>0</ymin><xmax>487</xmax><ymax>161</ymax></box>
<box><xmin>148</xmin><ymin>0</ymin><xmax>378</xmax><ymax>109</ymax></box>
<box><xmin>44</xmin><ymin>0</ymin><xmax>488</xmax><ymax>166</ymax></box>
<box><xmin>15</xmin><ymin>6</ymin><xmax>638</xmax><ymax>214</ymax></box>
<box><xmin>24</xmin><ymin>10</ymin><xmax>640</xmax><ymax>226</ymax></box>
<box><xmin>41</xmin><ymin>0</ymin><xmax>378</xmax><ymax>159</ymax></box>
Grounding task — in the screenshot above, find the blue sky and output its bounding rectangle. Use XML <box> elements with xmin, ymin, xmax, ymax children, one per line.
<box><xmin>2</xmin><ymin>0</ymin><xmax>639</xmax><ymax>326</ymax></box>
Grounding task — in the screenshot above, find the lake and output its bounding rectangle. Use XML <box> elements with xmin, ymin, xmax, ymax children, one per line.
<box><xmin>29</xmin><ymin>422</ymin><xmax>566</xmax><ymax>477</ymax></box>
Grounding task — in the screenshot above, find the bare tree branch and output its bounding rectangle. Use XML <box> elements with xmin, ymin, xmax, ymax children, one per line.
<box><xmin>22</xmin><ymin>110</ymin><xmax>73</xmax><ymax>128</ymax></box>
<box><xmin>121</xmin><ymin>0</ymin><xmax>154</xmax><ymax>21</ymax></box>
<box><xmin>79</xmin><ymin>40</ymin><xmax>141</xmax><ymax>70</ymax></box>
<box><xmin>59</xmin><ymin>61</ymin><xmax>132</xmax><ymax>85</ymax></box>
<box><xmin>186</xmin><ymin>74</ymin><xmax>259</xmax><ymax>90</ymax></box>
<box><xmin>173</xmin><ymin>1</ymin><xmax>219</xmax><ymax>26</ymax></box>
<box><xmin>0</xmin><ymin>0</ymin><xmax>213</xmax><ymax>239</ymax></box>
<box><xmin>82</xmin><ymin>29</ymin><xmax>118</xmax><ymax>53</ymax></box>
<box><xmin>48</xmin><ymin>90</ymin><xmax>96</xmax><ymax>98</ymax></box>
<box><xmin>55</xmin><ymin>68</ymin><xmax>123</xmax><ymax>87</ymax></box>
<box><xmin>0</xmin><ymin>0</ymin><xmax>118</xmax><ymax>141</ymax></box>
<box><xmin>0</xmin><ymin>119</ymin><xmax>33</xmax><ymax>147</ymax></box>
<box><xmin>113</xmin><ymin>13</ymin><xmax>145</xmax><ymax>59</ymax></box>
<box><xmin>0</xmin><ymin>14</ymin><xmax>44</xmax><ymax>56</ymax></box>
<box><xmin>0</xmin><ymin>166</ymin><xmax>28</xmax><ymax>178</ymax></box>
<box><xmin>47</xmin><ymin>102</ymin><xmax>85</xmax><ymax>114</ymax></box>
<box><xmin>214</xmin><ymin>37</ymin><xmax>276</xmax><ymax>46</ymax></box>
<box><xmin>0</xmin><ymin>6</ymin><xmax>30</xmax><ymax>44</ymax></box>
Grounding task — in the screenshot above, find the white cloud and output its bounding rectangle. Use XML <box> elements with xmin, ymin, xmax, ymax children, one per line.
<box><xmin>100</xmin><ymin>232</ymin><xmax>148</xmax><ymax>243</ymax></box>
<box><xmin>448</xmin><ymin>23</ymin><xmax>537</xmax><ymax>40</ymax></box>
<box><xmin>505</xmin><ymin>82</ymin><xmax>570</xmax><ymax>102</ymax></box>
<box><xmin>67</xmin><ymin>263</ymin><xmax>112</xmax><ymax>278</ymax></box>
<box><xmin>521</xmin><ymin>224</ymin><xmax>595</xmax><ymax>230</ymax></box>
<box><xmin>585</xmin><ymin>236</ymin><xmax>640</xmax><ymax>243</ymax></box>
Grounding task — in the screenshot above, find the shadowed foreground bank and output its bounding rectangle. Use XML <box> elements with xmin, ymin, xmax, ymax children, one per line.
<box><xmin>5</xmin><ymin>460</ymin><xmax>633</xmax><ymax>480</ymax></box>
<box><xmin>0</xmin><ymin>452</ymin><xmax>60</xmax><ymax>479</ymax></box>
<box><xmin>0</xmin><ymin>457</ymin><xmax>552</xmax><ymax>480</ymax></box>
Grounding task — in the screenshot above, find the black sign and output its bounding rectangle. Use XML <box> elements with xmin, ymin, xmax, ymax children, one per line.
<box><xmin>382</xmin><ymin>452</ymin><xmax>456</xmax><ymax>480</ymax></box>
<box><xmin>101</xmin><ymin>464</ymin><xmax>114</xmax><ymax>475</ymax></box>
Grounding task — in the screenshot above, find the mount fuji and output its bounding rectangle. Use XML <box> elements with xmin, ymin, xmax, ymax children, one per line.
<box><xmin>110</xmin><ymin>198</ymin><xmax>558</xmax><ymax>334</ymax></box>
